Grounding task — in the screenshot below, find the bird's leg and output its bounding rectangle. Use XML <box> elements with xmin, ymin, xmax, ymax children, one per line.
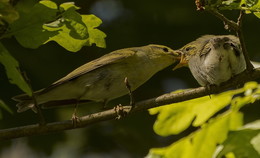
<box><xmin>71</xmin><ymin>88</ymin><xmax>88</xmax><ymax>126</ymax></box>
<box><xmin>102</xmin><ymin>99</ymin><xmax>109</xmax><ymax>110</ymax></box>
<box><xmin>113</xmin><ymin>77</ymin><xmax>134</xmax><ymax>119</ymax></box>
<box><xmin>111</xmin><ymin>77</ymin><xmax>136</xmax><ymax>119</ymax></box>
<box><xmin>72</xmin><ymin>101</ymin><xmax>80</xmax><ymax>127</ymax></box>
<box><xmin>124</xmin><ymin>77</ymin><xmax>135</xmax><ymax>109</ymax></box>
<box><xmin>205</xmin><ymin>84</ymin><xmax>212</xmax><ymax>99</ymax></box>
<box><xmin>114</xmin><ymin>104</ymin><xmax>127</xmax><ymax>120</ymax></box>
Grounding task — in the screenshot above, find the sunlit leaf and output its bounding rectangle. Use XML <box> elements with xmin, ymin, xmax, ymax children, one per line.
<box><xmin>60</xmin><ymin>2</ymin><xmax>80</xmax><ymax>11</ymax></box>
<box><xmin>254</xmin><ymin>12</ymin><xmax>260</xmax><ymax>18</ymax></box>
<box><xmin>83</xmin><ymin>15</ymin><xmax>106</xmax><ymax>48</ymax></box>
<box><xmin>198</xmin><ymin>0</ymin><xmax>260</xmax><ymax>18</ymax></box>
<box><xmin>44</xmin><ymin>14</ymin><xmax>106</xmax><ymax>52</ymax></box>
<box><xmin>148</xmin><ymin>82</ymin><xmax>260</xmax><ymax>158</ymax></box>
<box><xmin>10</xmin><ymin>1</ymin><xmax>106</xmax><ymax>52</ymax></box>
<box><xmin>149</xmin><ymin>89</ymin><xmax>243</xmax><ymax>136</ymax></box>
<box><xmin>9</xmin><ymin>1</ymin><xmax>106</xmax><ymax>52</ymax></box>
<box><xmin>148</xmin><ymin>111</ymin><xmax>243</xmax><ymax>158</ymax></box>
<box><xmin>10</xmin><ymin>0</ymin><xmax>58</xmax><ymax>48</ymax></box>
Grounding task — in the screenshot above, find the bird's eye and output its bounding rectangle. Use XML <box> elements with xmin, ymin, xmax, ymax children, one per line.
<box><xmin>230</xmin><ymin>43</ymin><xmax>235</xmax><ymax>48</ymax></box>
<box><xmin>185</xmin><ymin>46</ymin><xmax>193</xmax><ymax>51</ymax></box>
<box><xmin>163</xmin><ymin>47</ymin><xmax>169</xmax><ymax>52</ymax></box>
<box><xmin>233</xmin><ymin>49</ymin><xmax>241</xmax><ymax>57</ymax></box>
<box><xmin>230</xmin><ymin>43</ymin><xmax>241</xmax><ymax>57</ymax></box>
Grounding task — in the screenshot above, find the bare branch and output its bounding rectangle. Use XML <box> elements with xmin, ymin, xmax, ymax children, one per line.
<box><xmin>1</xmin><ymin>68</ymin><xmax>260</xmax><ymax>141</ymax></box>
<box><xmin>208</xmin><ymin>10</ymin><xmax>239</xmax><ymax>31</ymax></box>
<box><xmin>236</xmin><ymin>11</ymin><xmax>254</xmax><ymax>71</ymax></box>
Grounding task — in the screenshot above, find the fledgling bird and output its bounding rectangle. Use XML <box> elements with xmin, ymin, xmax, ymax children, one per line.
<box><xmin>173</xmin><ymin>35</ymin><xmax>246</xmax><ymax>86</ymax></box>
<box><xmin>13</xmin><ymin>45</ymin><xmax>181</xmax><ymax>112</ymax></box>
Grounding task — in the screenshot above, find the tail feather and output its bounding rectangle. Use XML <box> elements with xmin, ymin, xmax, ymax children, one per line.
<box><xmin>13</xmin><ymin>93</ymin><xmax>91</xmax><ymax>112</ymax></box>
<box><xmin>12</xmin><ymin>94</ymin><xmax>32</xmax><ymax>102</ymax></box>
<box><xmin>12</xmin><ymin>94</ymin><xmax>38</xmax><ymax>113</ymax></box>
<box><xmin>16</xmin><ymin>100</ymin><xmax>37</xmax><ymax>113</ymax></box>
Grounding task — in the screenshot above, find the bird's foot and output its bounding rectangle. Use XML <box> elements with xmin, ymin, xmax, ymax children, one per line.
<box><xmin>124</xmin><ymin>77</ymin><xmax>135</xmax><ymax>109</ymax></box>
<box><xmin>71</xmin><ymin>113</ymin><xmax>80</xmax><ymax>127</ymax></box>
<box><xmin>129</xmin><ymin>100</ymin><xmax>135</xmax><ymax>112</ymax></box>
<box><xmin>205</xmin><ymin>84</ymin><xmax>212</xmax><ymax>98</ymax></box>
<box><xmin>114</xmin><ymin>104</ymin><xmax>128</xmax><ymax>120</ymax></box>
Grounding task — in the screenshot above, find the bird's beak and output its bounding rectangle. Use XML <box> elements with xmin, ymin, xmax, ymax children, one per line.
<box><xmin>172</xmin><ymin>51</ymin><xmax>188</xmax><ymax>71</ymax></box>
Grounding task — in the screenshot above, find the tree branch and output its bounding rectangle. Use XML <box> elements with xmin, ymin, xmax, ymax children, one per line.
<box><xmin>1</xmin><ymin>68</ymin><xmax>260</xmax><ymax>141</ymax></box>
<box><xmin>208</xmin><ymin>9</ymin><xmax>239</xmax><ymax>31</ymax></box>
<box><xmin>236</xmin><ymin>11</ymin><xmax>254</xmax><ymax>71</ymax></box>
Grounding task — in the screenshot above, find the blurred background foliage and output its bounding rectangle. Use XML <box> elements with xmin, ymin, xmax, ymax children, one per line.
<box><xmin>0</xmin><ymin>0</ymin><xmax>260</xmax><ymax>157</ymax></box>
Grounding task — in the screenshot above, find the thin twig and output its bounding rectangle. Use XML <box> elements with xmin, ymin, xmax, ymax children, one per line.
<box><xmin>208</xmin><ymin>9</ymin><xmax>239</xmax><ymax>31</ymax></box>
<box><xmin>1</xmin><ymin>67</ymin><xmax>260</xmax><ymax>141</ymax></box>
<box><xmin>236</xmin><ymin>10</ymin><xmax>254</xmax><ymax>71</ymax></box>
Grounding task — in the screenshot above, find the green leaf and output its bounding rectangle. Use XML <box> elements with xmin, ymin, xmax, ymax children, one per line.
<box><xmin>0</xmin><ymin>42</ymin><xmax>32</xmax><ymax>95</ymax></box>
<box><xmin>60</xmin><ymin>2</ymin><xmax>80</xmax><ymax>11</ymax></box>
<box><xmin>44</xmin><ymin>14</ymin><xmax>106</xmax><ymax>52</ymax></box>
<box><xmin>149</xmin><ymin>82</ymin><xmax>260</xmax><ymax>136</ymax></box>
<box><xmin>149</xmin><ymin>89</ymin><xmax>243</xmax><ymax>136</ymax></box>
<box><xmin>10</xmin><ymin>0</ymin><xmax>58</xmax><ymax>48</ymax></box>
<box><xmin>43</xmin><ymin>4</ymin><xmax>90</xmax><ymax>52</ymax></box>
<box><xmin>216</xmin><ymin>120</ymin><xmax>260</xmax><ymax>158</ymax></box>
<box><xmin>9</xmin><ymin>1</ymin><xmax>106</xmax><ymax>52</ymax></box>
<box><xmin>148</xmin><ymin>82</ymin><xmax>260</xmax><ymax>158</ymax></box>
<box><xmin>60</xmin><ymin>3</ymin><xmax>88</xmax><ymax>40</ymax></box>
<box><xmin>0</xmin><ymin>99</ymin><xmax>13</xmax><ymax>115</ymax></box>
<box><xmin>14</xmin><ymin>0</ymin><xmax>38</xmax><ymax>15</ymax></box>
<box><xmin>148</xmin><ymin>111</ymin><xmax>243</xmax><ymax>158</ymax></box>
<box><xmin>83</xmin><ymin>15</ymin><xmax>106</xmax><ymax>48</ymax></box>
<box><xmin>200</xmin><ymin>0</ymin><xmax>260</xmax><ymax>18</ymax></box>
<box><xmin>254</xmin><ymin>12</ymin><xmax>260</xmax><ymax>18</ymax></box>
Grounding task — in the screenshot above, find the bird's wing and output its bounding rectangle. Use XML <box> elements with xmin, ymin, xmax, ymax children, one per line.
<box><xmin>12</xmin><ymin>47</ymin><xmax>140</xmax><ymax>102</ymax></box>
<box><xmin>12</xmin><ymin>48</ymin><xmax>140</xmax><ymax>102</ymax></box>
<box><xmin>199</xmin><ymin>43</ymin><xmax>211</xmax><ymax>57</ymax></box>
<box><xmin>42</xmin><ymin>48</ymin><xmax>138</xmax><ymax>92</ymax></box>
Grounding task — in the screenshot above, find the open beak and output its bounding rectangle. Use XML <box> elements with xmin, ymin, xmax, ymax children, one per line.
<box><xmin>172</xmin><ymin>52</ymin><xmax>188</xmax><ymax>71</ymax></box>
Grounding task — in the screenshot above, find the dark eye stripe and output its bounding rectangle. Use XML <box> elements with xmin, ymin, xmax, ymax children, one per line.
<box><xmin>230</xmin><ymin>43</ymin><xmax>241</xmax><ymax>57</ymax></box>
<box><xmin>163</xmin><ymin>47</ymin><xmax>169</xmax><ymax>52</ymax></box>
<box><xmin>185</xmin><ymin>46</ymin><xmax>194</xmax><ymax>51</ymax></box>
<box><xmin>233</xmin><ymin>48</ymin><xmax>241</xmax><ymax>57</ymax></box>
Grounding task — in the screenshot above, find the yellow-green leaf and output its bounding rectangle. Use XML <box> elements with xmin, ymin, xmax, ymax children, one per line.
<box><xmin>149</xmin><ymin>89</ymin><xmax>243</xmax><ymax>136</ymax></box>
<box><xmin>10</xmin><ymin>1</ymin><xmax>106</xmax><ymax>52</ymax></box>
<box><xmin>148</xmin><ymin>111</ymin><xmax>242</xmax><ymax>158</ymax></box>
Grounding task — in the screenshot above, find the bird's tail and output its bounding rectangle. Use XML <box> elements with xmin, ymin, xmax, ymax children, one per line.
<box><xmin>12</xmin><ymin>94</ymin><xmax>37</xmax><ymax>113</ymax></box>
<box><xmin>13</xmin><ymin>94</ymin><xmax>91</xmax><ymax>112</ymax></box>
